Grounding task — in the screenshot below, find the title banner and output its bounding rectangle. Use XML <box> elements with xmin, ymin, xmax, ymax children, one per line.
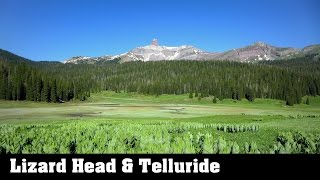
<box><xmin>0</xmin><ymin>154</ymin><xmax>318</xmax><ymax>177</ymax></box>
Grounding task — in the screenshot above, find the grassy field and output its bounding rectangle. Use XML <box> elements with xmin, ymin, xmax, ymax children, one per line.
<box><xmin>0</xmin><ymin>91</ymin><xmax>320</xmax><ymax>154</ymax></box>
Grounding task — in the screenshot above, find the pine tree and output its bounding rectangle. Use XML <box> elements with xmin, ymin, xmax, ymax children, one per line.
<box><xmin>237</xmin><ymin>88</ymin><xmax>243</xmax><ymax>100</ymax></box>
<box><xmin>245</xmin><ymin>88</ymin><xmax>254</xmax><ymax>102</ymax></box>
<box><xmin>306</xmin><ymin>98</ymin><xmax>310</xmax><ymax>105</ymax></box>
<box><xmin>295</xmin><ymin>89</ymin><xmax>302</xmax><ymax>104</ymax></box>
<box><xmin>6</xmin><ymin>81</ymin><xmax>12</xmax><ymax>100</ymax></box>
<box><xmin>41</xmin><ymin>81</ymin><xmax>49</xmax><ymax>102</ymax></box>
<box><xmin>232</xmin><ymin>89</ymin><xmax>237</xmax><ymax>100</ymax></box>
<box><xmin>0</xmin><ymin>68</ymin><xmax>7</xmax><ymax>99</ymax></box>
<box><xmin>17</xmin><ymin>79</ymin><xmax>25</xmax><ymax>100</ymax></box>
<box><xmin>212</xmin><ymin>97</ymin><xmax>217</xmax><ymax>104</ymax></box>
<box><xmin>26</xmin><ymin>76</ymin><xmax>34</xmax><ymax>101</ymax></box>
<box><xmin>309</xmin><ymin>82</ymin><xmax>317</xmax><ymax>96</ymax></box>
<box><xmin>35</xmin><ymin>78</ymin><xmax>42</xmax><ymax>101</ymax></box>
<box><xmin>286</xmin><ymin>96</ymin><xmax>294</xmax><ymax>106</ymax></box>
<box><xmin>51</xmin><ymin>80</ymin><xmax>58</xmax><ymax>103</ymax></box>
<box><xmin>189</xmin><ymin>92</ymin><xmax>193</xmax><ymax>99</ymax></box>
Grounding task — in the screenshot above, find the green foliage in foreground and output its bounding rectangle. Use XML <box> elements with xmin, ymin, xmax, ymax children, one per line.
<box><xmin>274</xmin><ymin>131</ymin><xmax>320</xmax><ymax>154</ymax></box>
<box><xmin>0</xmin><ymin>122</ymin><xmax>319</xmax><ymax>154</ymax></box>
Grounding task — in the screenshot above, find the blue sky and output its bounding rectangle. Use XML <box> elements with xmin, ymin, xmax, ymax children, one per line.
<box><xmin>0</xmin><ymin>0</ymin><xmax>319</xmax><ymax>61</ymax></box>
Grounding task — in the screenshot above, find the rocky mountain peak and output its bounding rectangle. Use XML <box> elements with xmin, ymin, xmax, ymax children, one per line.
<box><xmin>151</xmin><ymin>38</ymin><xmax>159</xmax><ymax>46</ymax></box>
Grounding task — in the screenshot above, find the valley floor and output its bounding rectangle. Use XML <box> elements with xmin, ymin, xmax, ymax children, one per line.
<box><xmin>0</xmin><ymin>92</ymin><xmax>320</xmax><ymax>154</ymax></box>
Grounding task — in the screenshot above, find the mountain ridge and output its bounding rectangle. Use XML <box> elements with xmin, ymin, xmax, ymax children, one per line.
<box><xmin>64</xmin><ymin>40</ymin><xmax>320</xmax><ymax>64</ymax></box>
<box><xmin>1</xmin><ymin>41</ymin><xmax>319</xmax><ymax>64</ymax></box>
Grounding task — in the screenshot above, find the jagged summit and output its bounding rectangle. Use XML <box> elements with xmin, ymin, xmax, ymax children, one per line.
<box><xmin>151</xmin><ymin>38</ymin><xmax>159</xmax><ymax>46</ymax></box>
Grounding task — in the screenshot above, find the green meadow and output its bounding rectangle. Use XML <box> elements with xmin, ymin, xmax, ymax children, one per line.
<box><xmin>1</xmin><ymin>92</ymin><xmax>320</xmax><ymax>154</ymax></box>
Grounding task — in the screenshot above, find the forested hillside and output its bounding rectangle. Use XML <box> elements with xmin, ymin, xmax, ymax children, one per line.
<box><xmin>0</xmin><ymin>49</ymin><xmax>320</xmax><ymax>105</ymax></box>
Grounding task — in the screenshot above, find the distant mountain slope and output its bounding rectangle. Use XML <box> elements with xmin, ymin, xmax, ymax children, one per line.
<box><xmin>63</xmin><ymin>40</ymin><xmax>316</xmax><ymax>64</ymax></box>
<box><xmin>0</xmin><ymin>49</ymin><xmax>32</xmax><ymax>63</ymax></box>
<box><xmin>302</xmin><ymin>44</ymin><xmax>320</xmax><ymax>54</ymax></box>
<box><xmin>215</xmin><ymin>42</ymin><xmax>299</xmax><ymax>61</ymax></box>
<box><xmin>301</xmin><ymin>44</ymin><xmax>320</xmax><ymax>60</ymax></box>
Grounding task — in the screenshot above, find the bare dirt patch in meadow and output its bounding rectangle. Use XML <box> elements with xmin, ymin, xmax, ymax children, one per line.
<box><xmin>88</xmin><ymin>103</ymin><xmax>120</xmax><ymax>107</ymax></box>
<box><xmin>67</xmin><ymin>112</ymin><xmax>103</xmax><ymax>118</ymax></box>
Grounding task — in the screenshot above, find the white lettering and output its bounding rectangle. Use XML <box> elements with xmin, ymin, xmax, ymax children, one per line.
<box><xmin>122</xmin><ymin>158</ymin><xmax>133</xmax><ymax>173</ymax></box>
<box><xmin>139</xmin><ymin>158</ymin><xmax>151</xmax><ymax>173</ymax></box>
<box><xmin>72</xmin><ymin>158</ymin><xmax>84</xmax><ymax>173</ymax></box>
<box><xmin>152</xmin><ymin>162</ymin><xmax>162</xmax><ymax>173</ymax></box>
<box><xmin>210</xmin><ymin>162</ymin><xmax>220</xmax><ymax>173</ymax></box>
<box><xmin>10</xmin><ymin>159</ymin><xmax>21</xmax><ymax>173</ymax></box>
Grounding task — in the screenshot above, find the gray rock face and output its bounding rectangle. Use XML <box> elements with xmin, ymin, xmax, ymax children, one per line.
<box><xmin>63</xmin><ymin>40</ymin><xmax>316</xmax><ymax>64</ymax></box>
<box><xmin>125</xmin><ymin>45</ymin><xmax>206</xmax><ymax>61</ymax></box>
<box><xmin>215</xmin><ymin>42</ymin><xmax>300</xmax><ymax>61</ymax></box>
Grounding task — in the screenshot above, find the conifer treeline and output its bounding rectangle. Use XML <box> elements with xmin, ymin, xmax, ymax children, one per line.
<box><xmin>0</xmin><ymin>60</ymin><xmax>79</xmax><ymax>102</ymax></box>
<box><xmin>0</xmin><ymin>57</ymin><xmax>320</xmax><ymax>105</ymax></box>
